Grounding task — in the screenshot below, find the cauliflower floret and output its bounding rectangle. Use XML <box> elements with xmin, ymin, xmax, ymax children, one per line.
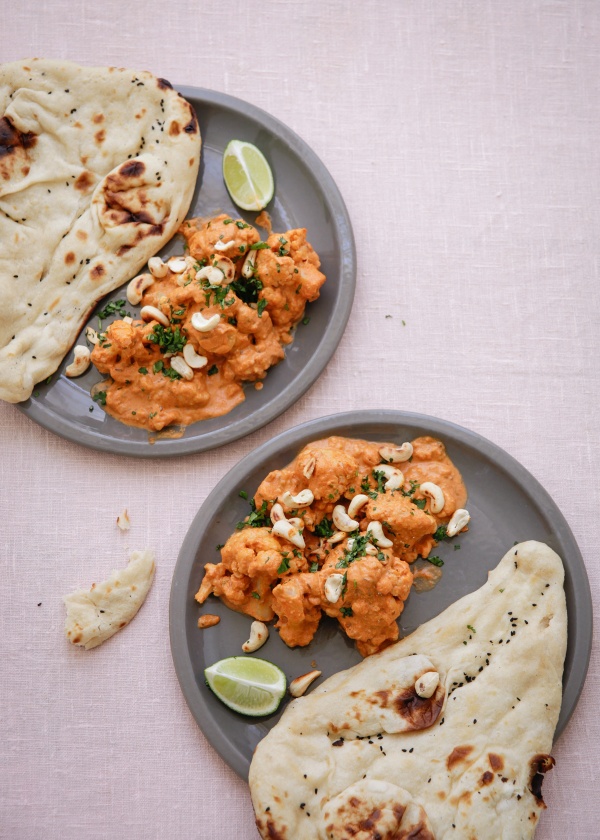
<box><xmin>194</xmin><ymin>527</ymin><xmax>307</xmax><ymax>622</ymax></box>
<box><xmin>182</xmin><ymin>213</ymin><xmax>260</xmax><ymax>267</ymax></box>
<box><xmin>321</xmin><ymin>552</ymin><xmax>413</xmax><ymax>657</ymax></box>
<box><xmin>364</xmin><ymin>493</ymin><xmax>436</xmax><ymax>562</ymax></box>
<box><xmin>271</xmin><ymin>572</ymin><xmax>322</xmax><ymax>647</ymax></box>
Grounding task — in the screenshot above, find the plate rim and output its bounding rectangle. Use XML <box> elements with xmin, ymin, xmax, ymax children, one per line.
<box><xmin>169</xmin><ymin>408</ymin><xmax>592</xmax><ymax>779</ymax></box>
<box><xmin>17</xmin><ymin>86</ymin><xmax>356</xmax><ymax>458</ymax></box>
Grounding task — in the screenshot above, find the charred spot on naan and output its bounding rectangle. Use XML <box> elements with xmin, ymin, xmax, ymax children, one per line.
<box><xmin>446</xmin><ymin>744</ymin><xmax>474</xmax><ymax>771</ymax></box>
<box><xmin>97</xmin><ymin>160</ymin><xmax>167</xmax><ymax>233</ymax></box>
<box><xmin>529</xmin><ymin>753</ymin><xmax>555</xmax><ymax>807</ymax></box>
<box><xmin>0</xmin><ymin>115</ymin><xmax>37</xmax><ymax>181</ymax></box>
<box><xmin>373</xmin><ymin>682</ymin><xmax>445</xmax><ymax>730</ymax></box>
<box><xmin>322</xmin><ymin>780</ymin><xmax>435</xmax><ymax>840</ymax></box>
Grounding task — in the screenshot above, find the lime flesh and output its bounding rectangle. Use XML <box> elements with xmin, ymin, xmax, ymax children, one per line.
<box><xmin>222</xmin><ymin>140</ymin><xmax>274</xmax><ymax>212</ymax></box>
<box><xmin>204</xmin><ymin>655</ymin><xmax>286</xmax><ymax>716</ymax></box>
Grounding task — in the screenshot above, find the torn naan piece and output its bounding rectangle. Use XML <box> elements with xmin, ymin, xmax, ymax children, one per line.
<box><xmin>0</xmin><ymin>58</ymin><xmax>201</xmax><ymax>402</ymax></box>
<box><xmin>64</xmin><ymin>549</ymin><xmax>155</xmax><ymax>649</ymax></box>
<box><xmin>249</xmin><ymin>541</ymin><xmax>567</xmax><ymax>839</ymax></box>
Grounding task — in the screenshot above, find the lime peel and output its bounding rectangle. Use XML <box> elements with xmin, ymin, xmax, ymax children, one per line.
<box><xmin>223</xmin><ymin>140</ymin><xmax>274</xmax><ymax>212</ymax></box>
<box><xmin>204</xmin><ymin>655</ymin><xmax>286</xmax><ymax>716</ymax></box>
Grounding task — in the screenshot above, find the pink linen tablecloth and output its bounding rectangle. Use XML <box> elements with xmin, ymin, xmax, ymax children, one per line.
<box><xmin>1</xmin><ymin>1</ymin><xmax>599</xmax><ymax>838</ymax></box>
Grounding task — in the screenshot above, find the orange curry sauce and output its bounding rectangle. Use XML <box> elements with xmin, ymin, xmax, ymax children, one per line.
<box><xmin>196</xmin><ymin>436</ymin><xmax>468</xmax><ymax>656</ymax></box>
<box><xmin>90</xmin><ymin>214</ymin><xmax>326</xmax><ymax>431</ymax></box>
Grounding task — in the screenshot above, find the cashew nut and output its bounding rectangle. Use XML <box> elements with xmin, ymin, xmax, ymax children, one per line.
<box><xmin>446</xmin><ymin>508</ymin><xmax>470</xmax><ymax>537</ymax></box>
<box><xmin>365</xmin><ymin>543</ymin><xmax>379</xmax><ymax>556</ymax></box>
<box><xmin>169</xmin><ymin>355</ymin><xmax>194</xmax><ymax>381</ymax></box>
<box><xmin>419</xmin><ymin>482</ymin><xmax>445</xmax><ymax>514</ymax></box>
<box><xmin>324</xmin><ymin>573</ymin><xmax>345</xmax><ymax>603</ymax></box>
<box><xmin>196</xmin><ymin>266</ymin><xmax>226</xmax><ymax>285</ymax></box>
<box><xmin>182</xmin><ymin>343</ymin><xmax>208</xmax><ymax>369</ymax></box>
<box><xmin>302</xmin><ymin>457</ymin><xmax>316</xmax><ymax>479</ymax></box>
<box><xmin>272</xmin><ymin>519</ymin><xmax>305</xmax><ymax>549</ymax></box>
<box><xmin>167</xmin><ymin>256</ymin><xmax>188</xmax><ymax>274</ymax></box>
<box><xmin>327</xmin><ymin>531</ymin><xmax>346</xmax><ymax>545</ymax></box>
<box><xmin>347</xmin><ymin>494</ymin><xmax>369</xmax><ymax>518</ymax></box>
<box><xmin>270</xmin><ymin>503</ymin><xmax>286</xmax><ymax>524</ymax></box>
<box><xmin>332</xmin><ymin>505</ymin><xmax>359</xmax><ymax>533</ymax></box>
<box><xmin>127</xmin><ymin>273</ymin><xmax>155</xmax><ymax>305</ymax></box>
<box><xmin>215</xmin><ymin>257</ymin><xmax>235</xmax><ymax>284</ymax></box>
<box><xmin>280</xmin><ymin>489</ymin><xmax>315</xmax><ymax>509</ymax></box>
<box><xmin>116</xmin><ymin>508</ymin><xmax>130</xmax><ymax>531</ymax></box>
<box><xmin>289</xmin><ymin>670</ymin><xmax>322</xmax><ymax>698</ymax></box>
<box><xmin>242</xmin><ymin>250</ymin><xmax>257</xmax><ymax>278</ymax></box>
<box><xmin>140</xmin><ymin>305</ymin><xmax>170</xmax><ymax>327</ymax></box>
<box><xmin>65</xmin><ymin>345</ymin><xmax>91</xmax><ymax>377</ymax></box>
<box><xmin>148</xmin><ymin>256</ymin><xmax>168</xmax><ymax>278</ymax></box>
<box><xmin>191</xmin><ymin>311</ymin><xmax>220</xmax><ymax>332</ymax></box>
<box><xmin>270</xmin><ymin>504</ymin><xmax>305</xmax><ymax>548</ymax></box>
<box><xmin>214</xmin><ymin>239</ymin><xmax>235</xmax><ymax>252</ymax></box>
<box><xmin>415</xmin><ymin>671</ymin><xmax>439</xmax><ymax>699</ymax></box>
<box><xmin>85</xmin><ymin>326</ymin><xmax>98</xmax><ymax>345</ymax></box>
<box><xmin>379</xmin><ymin>442</ymin><xmax>413</xmax><ymax>463</ymax></box>
<box><xmin>376</xmin><ymin>464</ymin><xmax>405</xmax><ymax>491</ymax></box>
<box><xmin>242</xmin><ymin>620</ymin><xmax>269</xmax><ymax>653</ymax></box>
<box><xmin>366</xmin><ymin>520</ymin><xmax>393</xmax><ymax>548</ymax></box>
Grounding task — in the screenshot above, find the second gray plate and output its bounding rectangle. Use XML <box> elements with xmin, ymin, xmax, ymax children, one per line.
<box><xmin>169</xmin><ymin>410</ymin><xmax>592</xmax><ymax>779</ymax></box>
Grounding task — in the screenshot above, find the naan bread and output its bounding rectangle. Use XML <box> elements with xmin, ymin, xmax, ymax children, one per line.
<box><xmin>249</xmin><ymin>541</ymin><xmax>567</xmax><ymax>839</ymax></box>
<box><xmin>64</xmin><ymin>548</ymin><xmax>155</xmax><ymax>649</ymax></box>
<box><xmin>0</xmin><ymin>58</ymin><xmax>201</xmax><ymax>402</ymax></box>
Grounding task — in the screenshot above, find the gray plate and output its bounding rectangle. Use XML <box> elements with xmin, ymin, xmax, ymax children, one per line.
<box><xmin>17</xmin><ymin>87</ymin><xmax>356</xmax><ymax>457</ymax></box>
<box><xmin>169</xmin><ymin>409</ymin><xmax>592</xmax><ymax>780</ymax></box>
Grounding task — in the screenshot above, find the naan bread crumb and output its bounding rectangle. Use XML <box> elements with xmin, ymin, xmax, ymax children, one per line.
<box><xmin>64</xmin><ymin>549</ymin><xmax>155</xmax><ymax>650</ymax></box>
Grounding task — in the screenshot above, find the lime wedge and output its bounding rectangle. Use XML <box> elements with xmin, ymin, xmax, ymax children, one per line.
<box><xmin>222</xmin><ymin>140</ymin><xmax>274</xmax><ymax>211</ymax></box>
<box><xmin>204</xmin><ymin>655</ymin><xmax>286</xmax><ymax>716</ymax></box>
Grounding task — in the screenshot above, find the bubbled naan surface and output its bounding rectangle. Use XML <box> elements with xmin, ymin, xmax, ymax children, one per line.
<box><xmin>249</xmin><ymin>541</ymin><xmax>567</xmax><ymax>840</ymax></box>
<box><xmin>0</xmin><ymin>58</ymin><xmax>201</xmax><ymax>402</ymax></box>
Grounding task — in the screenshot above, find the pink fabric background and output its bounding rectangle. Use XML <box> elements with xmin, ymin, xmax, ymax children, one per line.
<box><xmin>1</xmin><ymin>1</ymin><xmax>599</xmax><ymax>837</ymax></box>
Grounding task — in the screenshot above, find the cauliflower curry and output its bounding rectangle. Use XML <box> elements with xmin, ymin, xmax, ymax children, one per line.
<box><xmin>89</xmin><ymin>214</ymin><xmax>326</xmax><ymax>431</ymax></box>
<box><xmin>196</xmin><ymin>435</ymin><xmax>469</xmax><ymax>657</ymax></box>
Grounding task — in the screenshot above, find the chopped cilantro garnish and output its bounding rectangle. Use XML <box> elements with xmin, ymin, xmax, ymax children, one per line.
<box><xmin>153</xmin><ymin>360</ymin><xmax>164</xmax><ymax>373</ymax></box>
<box><xmin>257</xmin><ymin>298</ymin><xmax>268</xmax><ymax>317</ymax></box>
<box><xmin>433</xmin><ymin>524</ymin><xmax>448</xmax><ymax>541</ymax></box>
<box><xmin>467</xmin><ymin>624</ymin><xmax>476</xmax><ymax>633</ymax></box>
<box><xmin>236</xmin><ymin>498</ymin><xmax>271</xmax><ymax>530</ymax></box>
<box><xmin>230</xmin><ymin>273</ymin><xmax>263</xmax><ymax>304</ymax></box>
<box><xmin>373</xmin><ymin>469</ymin><xmax>387</xmax><ymax>494</ymax></box>
<box><xmin>314</xmin><ymin>517</ymin><xmax>335</xmax><ymax>538</ymax></box>
<box><xmin>251</xmin><ymin>591</ymin><xmax>261</xmax><ymax>599</ymax></box>
<box><xmin>138</xmin><ymin>367</ymin><xmax>148</xmax><ymax>375</ymax></box>
<box><xmin>412</xmin><ymin>498</ymin><xmax>427</xmax><ymax>510</ymax></box>
<box><xmin>426</xmin><ymin>555</ymin><xmax>444</xmax><ymax>567</ymax></box>
<box><xmin>148</xmin><ymin>324</ymin><xmax>187</xmax><ymax>354</ymax></box>
<box><xmin>239</xmin><ymin>490</ymin><xmax>249</xmax><ymax>500</ymax></box>
<box><xmin>277</xmin><ymin>556</ymin><xmax>290</xmax><ymax>574</ymax></box>
<box><xmin>249</xmin><ymin>241</ymin><xmax>270</xmax><ymax>251</ymax></box>
<box><xmin>207</xmin><ymin>365</ymin><xmax>218</xmax><ymax>376</ymax></box>
<box><xmin>96</xmin><ymin>299</ymin><xmax>129</xmax><ymax>320</ymax></box>
<box><xmin>336</xmin><ymin>533</ymin><xmax>370</xmax><ymax>568</ymax></box>
<box><xmin>302</xmin><ymin>316</ymin><xmax>310</xmax><ymax>325</ymax></box>
<box><xmin>92</xmin><ymin>390</ymin><xmax>107</xmax><ymax>406</ymax></box>
<box><xmin>340</xmin><ymin>606</ymin><xmax>353</xmax><ymax>617</ymax></box>
<box><xmin>309</xmin><ymin>562</ymin><xmax>319</xmax><ymax>572</ymax></box>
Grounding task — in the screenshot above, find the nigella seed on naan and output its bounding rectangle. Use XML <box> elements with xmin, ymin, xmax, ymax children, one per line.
<box><xmin>0</xmin><ymin>58</ymin><xmax>201</xmax><ymax>403</ymax></box>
